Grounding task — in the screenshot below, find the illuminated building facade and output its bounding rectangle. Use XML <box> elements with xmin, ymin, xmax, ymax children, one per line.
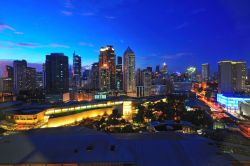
<box><xmin>99</xmin><ymin>46</ymin><xmax>116</xmax><ymax>91</ymax></box>
<box><xmin>217</xmin><ymin>93</ymin><xmax>250</xmax><ymax>111</ymax></box>
<box><xmin>116</xmin><ymin>56</ymin><xmax>123</xmax><ymax>91</ymax></box>
<box><xmin>218</xmin><ymin>61</ymin><xmax>246</xmax><ymax>93</ymax></box>
<box><xmin>73</xmin><ymin>51</ymin><xmax>82</xmax><ymax>89</ymax></box>
<box><xmin>123</xmin><ymin>47</ymin><xmax>136</xmax><ymax>97</ymax></box>
<box><xmin>202</xmin><ymin>63</ymin><xmax>210</xmax><ymax>82</ymax></box>
<box><xmin>45</xmin><ymin>53</ymin><xmax>69</xmax><ymax>94</ymax></box>
<box><xmin>36</xmin><ymin>71</ymin><xmax>44</xmax><ymax>89</ymax></box>
<box><xmin>239</xmin><ymin>101</ymin><xmax>250</xmax><ymax>117</ymax></box>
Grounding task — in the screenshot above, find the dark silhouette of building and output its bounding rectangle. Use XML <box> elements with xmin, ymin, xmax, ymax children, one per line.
<box><xmin>90</xmin><ymin>62</ymin><xmax>99</xmax><ymax>90</ymax></box>
<box><xmin>45</xmin><ymin>53</ymin><xmax>69</xmax><ymax>94</ymax></box>
<box><xmin>13</xmin><ymin>60</ymin><xmax>27</xmax><ymax>93</ymax></box>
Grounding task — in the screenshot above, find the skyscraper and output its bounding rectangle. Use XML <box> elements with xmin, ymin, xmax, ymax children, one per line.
<box><xmin>218</xmin><ymin>61</ymin><xmax>246</xmax><ymax>93</ymax></box>
<box><xmin>90</xmin><ymin>62</ymin><xmax>99</xmax><ymax>90</ymax></box>
<box><xmin>116</xmin><ymin>56</ymin><xmax>123</xmax><ymax>91</ymax></box>
<box><xmin>36</xmin><ymin>72</ymin><xmax>44</xmax><ymax>89</ymax></box>
<box><xmin>202</xmin><ymin>63</ymin><xmax>210</xmax><ymax>82</ymax></box>
<box><xmin>73</xmin><ymin>51</ymin><xmax>82</xmax><ymax>89</ymax></box>
<box><xmin>142</xmin><ymin>69</ymin><xmax>152</xmax><ymax>96</ymax></box>
<box><xmin>155</xmin><ymin>65</ymin><xmax>160</xmax><ymax>73</ymax></box>
<box><xmin>123</xmin><ymin>47</ymin><xmax>136</xmax><ymax>96</ymax></box>
<box><xmin>45</xmin><ymin>53</ymin><xmax>69</xmax><ymax>94</ymax></box>
<box><xmin>13</xmin><ymin>60</ymin><xmax>27</xmax><ymax>93</ymax></box>
<box><xmin>99</xmin><ymin>46</ymin><xmax>116</xmax><ymax>91</ymax></box>
<box><xmin>26</xmin><ymin>67</ymin><xmax>36</xmax><ymax>91</ymax></box>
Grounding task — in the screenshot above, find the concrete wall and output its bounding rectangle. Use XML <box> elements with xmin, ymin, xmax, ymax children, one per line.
<box><xmin>47</xmin><ymin>107</ymin><xmax>113</xmax><ymax>127</ymax></box>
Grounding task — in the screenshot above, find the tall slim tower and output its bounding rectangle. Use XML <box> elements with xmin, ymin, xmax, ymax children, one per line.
<box><xmin>218</xmin><ymin>61</ymin><xmax>246</xmax><ymax>93</ymax></box>
<box><xmin>202</xmin><ymin>63</ymin><xmax>210</xmax><ymax>82</ymax></box>
<box><xmin>13</xmin><ymin>60</ymin><xmax>27</xmax><ymax>93</ymax></box>
<box><xmin>123</xmin><ymin>47</ymin><xmax>136</xmax><ymax>96</ymax></box>
<box><xmin>116</xmin><ymin>56</ymin><xmax>123</xmax><ymax>90</ymax></box>
<box><xmin>73</xmin><ymin>51</ymin><xmax>82</xmax><ymax>89</ymax></box>
<box><xmin>45</xmin><ymin>53</ymin><xmax>69</xmax><ymax>94</ymax></box>
<box><xmin>99</xmin><ymin>46</ymin><xmax>116</xmax><ymax>91</ymax></box>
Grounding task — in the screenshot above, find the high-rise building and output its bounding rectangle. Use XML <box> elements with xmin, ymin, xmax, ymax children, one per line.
<box><xmin>123</xmin><ymin>47</ymin><xmax>136</xmax><ymax>96</ymax></box>
<box><xmin>161</xmin><ymin>62</ymin><xmax>168</xmax><ymax>75</ymax></box>
<box><xmin>26</xmin><ymin>67</ymin><xmax>36</xmax><ymax>91</ymax></box>
<box><xmin>73</xmin><ymin>51</ymin><xmax>82</xmax><ymax>89</ymax></box>
<box><xmin>45</xmin><ymin>53</ymin><xmax>69</xmax><ymax>94</ymax></box>
<box><xmin>116</xmin><ymin>56</ymin><xmax>123</xmax><ymax>91</ymax></box>
<box><xmin>13</xmin><ymin>60</ymin><xmax>27</xmax><ymax>93</ymax></box>
<box><xmin>0</xmin><ymin>77</ymin><xmax>13</xmax><ymax>93</ymax></box>
<box><xmin>142</xmin><ymin>69</ymin><xmax>152</xmax><ymax>96</ymax></box>
<box><xmin>36</xmin><ymin>72</ymin><xmax>44</xmax><ymax>89</ymax></box>
<box><xmin>202</xmin><ymin>63</ymin><xmax>210</xmax><ymax>82</ymax></box>
<box><xmin>99</xmin><ymin>46</ymin><xmax>116</xmax><ymax>91</ymax></box>
<box><xmin>218</xmin><ymin>61</ymin><xmax>246</xmax><ymax>93</ymax></box>
<box><xmin>5</xmin><ymin>65</ymin><xmax>14</xmax><ymax>78</ymax></box>
<box><xmin>90</xmin><ymin>63</ymin><xmax>99</xmax><ymax>90</ymax></box>
<box><xmin>155</xmin><ymin>65</ymin><xmax>160</xmax><ymax>73</ymax></box>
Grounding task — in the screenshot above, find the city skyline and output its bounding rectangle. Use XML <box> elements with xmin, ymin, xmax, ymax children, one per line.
<box><xmin>1</xmin><ymin>0</ymin><xmax>250</xmax><ymax>72</ymax></box>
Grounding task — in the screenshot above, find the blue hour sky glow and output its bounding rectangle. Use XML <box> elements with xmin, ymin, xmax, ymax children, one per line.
<box><xmin>0</xmin><ymin>0</ymin><xmax>250</xmax><ymax>72</ymax></box>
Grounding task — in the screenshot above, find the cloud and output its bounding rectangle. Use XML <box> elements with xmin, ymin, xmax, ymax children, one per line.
<box><xmin>176</xmin><ymin>22</ymin><xmax>189</xmax><ymax>29</ymax></box>
<box><xmin>192</xmin><ymin>8</ymin><xmax>206</xmax><ymax>15</ymax></box>
<box><xmin>161</xmin><ymin>52</ymin><xmax>193</xmax><ymax>60</ymax></box>
<box><xmin>14</xmin><ymin>31</ymin><xmax>24</xmax><ymax>35</ymax></box>
<box><xmin>105</xmin><ymin>16</ymin><xmax>116</xmax><ymax>19</ymax></box>
<box><xmin>79</xmin><ymin>42</ymin><xmax>94</xmax><ymax>47</ymax></box>
<box><xmin>81</xmin><ymin>12</ymin><xmax>95</xmax><ymax>16</ymax></box>
<box><xmin>0</xmin><ymin>23</ymin><xmax>24</xmax><ymax>35</ymax></box>
<box><xmin>0</xmin><ymin>41</ymin><xmax>38</xmax><ymax>48</ymax></box>
<box><xmin>0</xmin><ymin>40</ymin><xmax>70</xmax><ymax>49</ymax></box>
<box><xmin>64</xmin><ymin>0</ymin><xmax>74</xmax><ymax>9</ymax></box>
<box><xmin>48</xmin><ymin>43</ymin><xmax>70</xmax><ymax>48</ymax></box>
<box><xmin>61</xmin><ymin>10</ymin><xmax>73</xmax><ymax>16</ymax></box>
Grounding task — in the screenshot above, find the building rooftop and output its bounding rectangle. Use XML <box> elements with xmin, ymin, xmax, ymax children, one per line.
<box><xmin>0</xmin><ymin>126</ymin><xmax>230</xmax><ymax>165</ymax></box>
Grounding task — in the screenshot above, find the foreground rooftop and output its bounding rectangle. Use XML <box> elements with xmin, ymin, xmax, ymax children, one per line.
<box><xmin>0</xmin><ymin>126</ymin><xmax>230</xmax><ymax>166</ymax></box>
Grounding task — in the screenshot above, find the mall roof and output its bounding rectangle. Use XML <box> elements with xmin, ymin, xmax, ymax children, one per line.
<box><xmin>0</xmin><ymin>126</ymin><xmax>230</xmax><ymax>166</ymax></box>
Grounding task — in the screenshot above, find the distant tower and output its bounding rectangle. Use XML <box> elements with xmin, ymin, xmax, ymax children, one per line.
<box><xmin>13</xmin><ymin>60</ymin><xmax>27</xmax><ymax>93</ymax></box>
<box><xmin>123</xmin><ymin>47</ymin><xmax>136</xmax><ymax>96</ymax></box>
<box><xmin>99</xmin><ymin>46</ymin><xmax>116</xmax><ymax>91</ymax></box>
<box><xmin>202</xmin><ymin>63</ymin><xmax>210</xmax><ymax>82</ymax></box>
<box><xmin>73</xmin><ymin>51</ymin><xmax>82</xmax><ymax>89</ymax></box>
<box><xmin>45</xmin><ymin>53</ymin><xmax>69</xmax><ymax>94</ymax></box>
<box><xmin>116</xmin><ymin>56</ymin><xmax>123</xmax><ymax>90</ymax></box>
<box><xmin>218</xmin><ymin>61</ymin><xmax>246</xmax><ymax>93</ymax></box>
<box><xmin>90</xmin><ymin>62</ymin><xmax>99</xmax><ymax>90</ymax></box>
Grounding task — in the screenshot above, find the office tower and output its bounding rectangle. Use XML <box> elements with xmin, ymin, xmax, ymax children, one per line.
<box><xmin>45</xmin><ymin>53</ymin><xmax>69</xmax><ymax>94</ymax></box>
<box><xmin>247</xmin><ymin>68</ymin><xmax>250</xmax><ymax>85</ymax></box>
<box><xmin>202</xmin><ymin>63</ymin><xmax>210</xmax><ymax>82</ymax></box>
<box><xmin>142</xmin><ymin>69</ymin><xmax>152</xmax><ymax>96</ymax></box>
<box><xmin>36</xmin><ymin>72</ymin><xmax>44</xmax><ymax>89</ymax></box>
<box><xmin>123</xmin><ymin>47</ymin><xmax>136</xmax><ymax>96</ymax></box>
<box><xmin>0</xmin><ymin>77</ymin><xmax>13</xmax><ymax>92</ymax></box>
<box><xmin>90</xmin><ymin>63</ymin><xmax>99</xmax><ymax>90</ymax></box>
<box><xmin>5</xmin><ymin>65</ymin><xmax>14</xmax><ymax>78</ymax></box>
<box><xmin>73</xmin><ymin>51</ymin><xmax>82</xmax><ymax>89</ymax></box>
<box><xmin>218</xmin><ymin>61</ymin><xmax>246</xmax><ymax>93</ymax></box>
<box><xmin>161</xmin><ymin>62</ymin><xmax>168</xmax><ymax>75</ymax></box>
<box><xmin>13</xmin><ymin>60</ymin><xmax>27</xmax><ymax>93</ymax></box>
<box><xmin>1</xmin><ymin>65</ymin><xmax>14</xmax><ymax>93</ymax></box>
<box><xmin>116</xmin><ymin>56</ymin><xmax>123</xmax><ymax>90</ymax></box>
<box><xmin>147</xmin><ymin>67</ymin><xmax>153</xmax><ymax>73</ymax></box>
<box><xmin>99</xmin><ymin>46</ymin><xmax>116</xmax><ymax>91</ymax></box>
<box><xmin>26</xmin><ymin>67</ymin><xmax>36</xmax><ymax>91</ymax></box>
<box><xmin>155</xmin><ymin>65</ymin><xmax>160</xmax><ymax>73</ymax></box>
<box><xmin>136</xmin><ymin>69</ymin><xmax>143</xmax><ymax>86</ymax></box>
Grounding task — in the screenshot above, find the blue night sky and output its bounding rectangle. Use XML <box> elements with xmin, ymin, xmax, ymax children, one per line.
<box><xmin>0</xmin><ymin>0</ymin><xmax>250</xmax><ymax>72</ymax></box>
